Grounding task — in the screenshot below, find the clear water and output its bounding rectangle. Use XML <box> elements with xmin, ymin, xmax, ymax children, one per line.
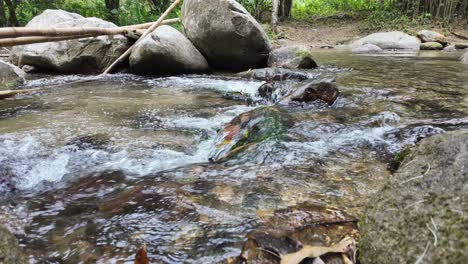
<box><xmin>0</xmin><ymin>50</ymin><xmax>467</xmax><ymax>263</ymax></box>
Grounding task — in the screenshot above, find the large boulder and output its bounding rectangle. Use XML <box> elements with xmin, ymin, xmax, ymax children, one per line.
<box><xmin>351</xmin><ymin>43</ymin><xmax>382</xmax><ymax>54</ymax></box>
<box><xmin>0</xmin><ymin>61</ymin><xmax>25</xmax><ymax>90</ymax></box>
<box><xmin>129</xmin><ymin>25</ymin><xmax>209</xmax><ymax>75</ymax></box>
<box><xmin>360</xmin><ymin>130</ymin><xmax>468</xmax><ymax>263</ymax></box>
<box><xmin>268</xmin><ymin>45</ymin><xmax>317</xmax><ymax>69</ymax></box>
<box><xmin>462</xmin><ymin>51</ymin><xmax>468</xmax><ymax>64</ymax></box>
<box><xmin>181</xmin><ymin>0</ymin><xmax>271</xmax><ymax>71</ymax></box>
<box><xmin>351</xmin><ymin>31</ymin><xmax>421</xmax><ymax>50</ymax></box>
<box><xmin>417</xmin><ymin>30</ymin><xmax>447</xmax><ymax>46</ymax></box>
<box><xmin>11</xmin><ymin>9</ymin><xmax>129</xmax><ymax>74</ymax></box>
<box><xmin>0</xmin><ymin>226</ymin><xmax>26</xmax><ymax>264</ymax></box>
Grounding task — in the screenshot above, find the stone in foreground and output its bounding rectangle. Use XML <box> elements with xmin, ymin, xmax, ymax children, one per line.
<box><xmin>11</xmin><ymin>9</ymin><xmax>129</xmax><ymax>74</ymax></box>
<box><xmin>268</xmin><ymin>45</ymin><xmax>318</xmax><ymax>69</ymax></box>
<box><xmin>360</xmin><ymin>130</ymin><xmax>468</xmax><ymax>264</ymax></box>
<box><xmin>417</xmin><ymin>30</ymin><xmax>447</xmax><ymax>46</ymax></box>
<box><xmin>351</xmin><ymin>31</ymin><xmax>421</xmax><ymax>50</ymax></box>
<box><xmin>420</xmin><ymin>41</ymin><xmax>444</xmax><ymax>50</ymax></box>
<box><xmin>129</xmin><ymin>26</ymin><xmax>209</xmax><ymax>75</ymax></box>
<box><xmin>281</xmin><ymin>78</ymin><xmax>339</xmax><ymax>105</ymax></box>
<box><xmin>0</xmin><ymin>61</ymin><xmax>25</xmax><ymax>90</ymax></box>
<box><xmin>0</xmin><ymin>226</ymin><xmax>26</xmax><ymax>264</ymax></box>
<box><xmin>181</xmin><ymin>0</ymin><xmax>271</xmax><ymax>71</ymax></box>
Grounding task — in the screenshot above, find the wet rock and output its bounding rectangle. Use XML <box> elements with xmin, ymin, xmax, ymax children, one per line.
<box><xmin>442</xmin><ymin>45</ymin><xmax>457</xmax><ymax>52</ymax></box>
<box><xmin>384</xmin><ymin>125</ymin><xmax>445</xmax><ymax>146</ymax></box>
<box><xmin>10</xmin><ymin>9</ymin><xmax>129</xmax><ymax>74</ymax></box>
<box><xmin>360</xmin><ymin>130</ymin><xmax>468</xmax><ymax>264</ymax></box>
<box><xmin>462</xmin><ymin>51</ymin><xmax>468</xmax><ymax>64</ymax></box>
<box><xmin>417</xmin><ymin>30</ymin><xmax>447</xmax><ymax>46</ymax></box>
<box><xmin>268</xmin><ymin>45</ymin><xmax>318</xmax><ymax>69</ymax></box>
<box><xmin>0</xmin><ymin>61</ymin><xmax>25</xmax><ymax>90</ymax></box>
<box><xmin>209</xmin><ymin>107</ymin><xmax>293</xmax><ymax>162</ymax></box>
<box><xmin>181</xmin><ymin>0</ymin><xmax>271</xmax><ymax>71</ymax></box>
<box><xmin>454</xmin><ymin>43</ymin><xmax>468</xmax><ymax>50</ymax></box>
<box><xmin>280</xmin><ymin>78</ymin><xmax>339</xmax><ymax>106</ymax></box>
<box><xmin>351</xmin><ymin>43</ymin><xmax>382</xmax><ymax>54</ymax></box>
<box><xmin>257</xmin><ymin>81</ymin><xmax>295</xmax><ymax>103</ymax></box>
<box><xmin>236</xmin><ymin>205</ymin><xmax>358</xmax><ymax>264</ymax></box>
<box><xmin>420</xmin><ymin>41</ymin><xmax>444</xmax><ymax>50</ymax></box>
<box><xmin>351</xmin><ymin>31</ymin><xmax>421</xmax><ymax>50</ymax></box>
<box><xmin>65</xmin><ymin>133</ymin><xmax>112</xmax><ymax>150</ymax></box>
<box><xmin>129</xmin><ymin>25</ymin><xmax>209</xmax><ymax>75</ymax></box>
<box><xmin>0</xmin><ymin>225</ymin><xmax>26</xmax><ymax>264</ymax></box>
<box><xmin>238</xmin><ymin>67</ymin><xmax>318</xmax><ymax>81</ymax></box>
<box><xmin>21</xmin><ymin>65</ymin><xmax>38</xmax><ymax>73</ymax></box>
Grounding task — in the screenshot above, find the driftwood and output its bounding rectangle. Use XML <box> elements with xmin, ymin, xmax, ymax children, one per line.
<box><xmin>103</xmin><ymin>0</ymin><xmax>182</xmax><ymax>74</ymax></box>
<box><xmin>0</xmin><ymin>88</ymin><xmax>40</xmax><ymax>99</ymax></box>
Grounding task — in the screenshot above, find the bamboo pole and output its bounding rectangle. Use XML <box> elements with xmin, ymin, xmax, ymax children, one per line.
<box><xmin>0</xmin><ymin>18</ymin><xmax>180</xmax><ymax>39</ymax></box>
<box><xmin>0</xmin><ymin>88</ymin><xmax>40</xmax><ymax>99</ymax></box>
<box><xmin>0</xmin><ymin>34</ymin><xmax>103</xmax><ymax>47</ymax></box>
<box><xmin>102</xmin><ymin>0</ymin><xmax>182</xmax><ymax>74</ymax></box>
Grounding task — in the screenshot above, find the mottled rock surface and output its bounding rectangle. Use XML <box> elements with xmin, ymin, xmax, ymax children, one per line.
<box><xmin>0</xmin><ymin>61</ymin><xmax>25</xmax><ymax>90</ymax></box>
<box><xmin>268</xmin><ymin>45</ymin><xmax>317</xmax><ymax>69</ymax></box>
<box><xmin>351</xmin><ymin>31</ymin><xmax>421</xmax><ymax>50</ymax></box>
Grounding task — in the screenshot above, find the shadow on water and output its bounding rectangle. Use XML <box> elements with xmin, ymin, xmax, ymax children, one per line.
<box><xmin>0</xmin><ymin>50</ymin><xmax>467</xmax><ymax>263</ymax></box>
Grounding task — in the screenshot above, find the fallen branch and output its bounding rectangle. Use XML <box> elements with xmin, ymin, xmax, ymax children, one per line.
<box><xmin>123</xmin><ymin>18</ymin><xmax>180</xmax><ymax>29</ymax></box>
<box><xmin>102</xmin><ymin>0</ymin><xmax>182</xmax><ymax>74</ymax></box>
<box><xmin>0</xmin><ymin>88</ymin><xmax>41</xmax><ymax>99</ymax></box>
<box><xmin>0</xmin><ymin>34</ymin><xmax>101</xmax><ymax>47</ymax></box>
<box><xmin>451</xmin><ymin>32</ymin><xmax>468</xmax><ymax>40</ymax></box>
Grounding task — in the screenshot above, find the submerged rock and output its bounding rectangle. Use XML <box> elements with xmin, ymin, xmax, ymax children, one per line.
<box><xmin>181</xmin><ymin>0</ymin><xmax>271</xmax><ymax>71</ymax></box>
<box><xmin>11</xmin><ymin>9</ymin><xmax>129</xmax><ymax>74</ymax></box>
<box><xmin>65</xmin><ymin>133</ymin><xmax>112</xmax><ymax>150</ymax></box>
<box><xmin>0</xmin><ymin>225</ymin><xmax>26</xmax><ymax>264</ymax></box>
<box><xmin>280</xmin><ymin>78</ymin><xmax>339</xmax><ymax>106</ymax></box>
<box><xmin>360</xmin><ymin>130</ymin><xmax>468</xmax><ymax>263</ymax></box>
<box><xmin>0</xmin><ymin>61</ymin><xmax>25</xmax><ymax>90</ymax></box>
<box><xmin>234</xmin><ymin>205</ymin><xmax>358</xmax><ymax>264</ymax></box>
<box><xmin>420</xmin><ymin>41</ymin><xmax>444</xmax><ymax>50</ymax></box>
<box><xmin>417</xmin><ymin>30</ymin><xmax>447</xmax><ymax>46</ymax></box>
<box><xmin>209</xmin><ymin>107</ymin><xmax>293</xmax><ymax>162</ymax></box>
<box><xmin>129</xmin><ymin>25</ymin><xmax>209</xmax><ymax>75</ymax></box>
<box><xmin>351</xmin><ymin>31</ymin><xmax>421</xmax><ymax>50</ymax></box>
<box><xmin>238</xmin><ymin>67</ymin><xmax>318</xmax><ymax>81</ymax></box>
<box><xmin>384</xmin><ymin>125</ymin><xmax>445</xmax><ymax>146</ymax></box>
<box><xmin>268</xmin><ymin>45</ymin><xmax>318</xmax><ymax>69</ymax></box>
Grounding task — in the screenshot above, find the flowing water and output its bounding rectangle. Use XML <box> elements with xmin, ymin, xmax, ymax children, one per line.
<box><xmin>0</xmin><ymin>50</ymin><xmax>467</xmax><ymax>263</ymax></box>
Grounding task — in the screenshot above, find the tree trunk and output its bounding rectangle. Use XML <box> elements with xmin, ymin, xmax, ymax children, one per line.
<box><xmin>279</xmin><ymin>0</ymin><xmax>293</xmax><ymax>19</ymax></box>
<box><xmin>4</xmin><ymin>0</ymin><xmax>18</xmax><ymax>26</ymax></box>
<box><xmin>272</xmin><ymin>0</ymin><xmax>279</xmax><ymax>32</ymax></box>
<box><xmin>0</xmin><ymin>0</ymin><xmax>7</xmax><ymax>27</ymax></box>
<box><xmin>105</xmin><ymin>0</ymin><xmax>120</xmax><ymax>24</ymax></box>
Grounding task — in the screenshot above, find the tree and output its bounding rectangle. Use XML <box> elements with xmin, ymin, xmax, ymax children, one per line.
<box><xmin>4</xmin><ymin>0</ymin><xmax>18</xmax><ymax>26</ymax></box>
<box><xmin>147</xmin><ymin>0</ymin><xmax>170</xmax><ymax>14</ymax></box>
<box><xmin>279</xmin><ymin>0</ymin><xmax>292</xmax><ymax>18</ymax></box>
<box><xmin>0</xmin><ymin>0</ymin><xmax>7</xmax><ymax>27</ymax></box>
<box><xmin>105</xmin><ymin>0</ymin><xmax>120</xmax><ymax>23</ymax></box>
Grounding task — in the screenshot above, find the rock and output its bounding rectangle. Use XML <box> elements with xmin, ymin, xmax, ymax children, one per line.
<box><xmin>454</xmin><ymin>43</ymin><xmax>468</xmax><ymax>50</ymax></box>
<box><xmin>360</xmin><ymin>130</ymin><xmax>468</xmax><ymax>264</ymax></box>
<box><xmin>238</xmin><ymin>67</ymin><xmax>318</xmax><ymax>81</ymax></box>
<box><xmin>351</xmin><ymin>31</ymin><xmax>421</xmax><ymax>50</ymax></box>
<box><xmin>384</xmin><ymin>125</ymin><xmax>445</xmax><ymax>146</ymax></box>
<box><xmin>21</xmin><ymin>65</ymin><xmax>38</xmax><ymax>73</ymax></box>
<box><xmin>0</xmin><ymin>61</ymin><xmax>25</xmax><ymax>90</ymax></box>
<box><xmin>351</xmin><ymin>43</ymin><xmax>382</xmax><ymax>53</ymax></box>
<box><xmin>65</xmin><ymin>133</ymin><xmax>112</xmax><ymax>150</ymax></box>
<box><xmin>280</xmin><ymin>78</ymin><xmax>339</xmax><ymax>106</ymax></box>
<box><xmin>11</xmin><ymin>9</ymin><xmax>129</xmax><ymax>74</ymax></box>
<box><xmin>0</xmin><ymin>225</ymin><xmax>26</xmax><ymax>264</ymax></box>
<box><xmin>257</xmin><ymin>81</ymin><xmax>294</xmax><ymax>103</ymax></box>
<box><xmin>420</xmin><ymin>41</ymin><xmax>444</xmax><ymax>50</ymax></box>
<box><xmin>236</xmin><ymin>205</ymin><xmax>358</xmax><ymax>264</ymax></box>
<box><xmin>417</xmin><ymin>30</ymin><xmax>447</xmax><ymax>46</ymax></box>
<box><xmin>442</xmin><ymin>45</ymin><xmax>457</xmax><ymax>52</ymax></box>
<box><xmin>209</xmin><ymin>107</ymin><xmax>293</xmax><ymax>162</ymax></box>
<box><xmin>181</xmin><ymin>0</ymin><xmax>271</xmax><ymax>71</ymax></box>
<box><xmin>462</xmin><ymin>51</ymin><xmax>468</xmax><ymax>64</ymax></box>
<box><xmin>129</xmin><ymin>25</ymin><xmax>209</xmax><ymax>75</ymax></box>
<box><xmin>268</xmin><ymin>45</ymin><xmax>318</xmax><ymax>69</ymax></box>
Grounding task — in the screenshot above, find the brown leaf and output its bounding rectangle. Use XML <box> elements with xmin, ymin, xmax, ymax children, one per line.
<box><xmin>135</xmin><ymin>245</ymin><xmax>149</xmax><ymax>264</ymax></box>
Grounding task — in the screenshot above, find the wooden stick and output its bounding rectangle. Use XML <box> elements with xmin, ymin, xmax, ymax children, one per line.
<box><xmin>0</xmin><ymin>18</ymin><xmax>180</xmax><ymax>39</ymax></box>
<box><xmin>0</xmin><ymin>88</ymin><xmax>41</xmax><ymax>99</ymax></box>
<box><xmin>0</xmin><ymin>34</ymin><xmax>102</xmax><ymax>47</ymax></box>
<box><xmin>102</xmin><ymin>0</ymin><xmax>182</xmax><ymax>74</ymax></box>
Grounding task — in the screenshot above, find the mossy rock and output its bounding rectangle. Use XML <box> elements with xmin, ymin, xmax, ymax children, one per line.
<box><xmin>0</xmin><ymin>226</ymin><xmax>26</xmax><ymax>263</ymax></box>
<box><xmin>0</xmin><ymin>61</ymin><xmax>25</xmax><ymax>90</ymax></box>
<box><xmin>359</xmin><ymin>130</ymin><xmax>468</xmax><ymax>263</ymax></box>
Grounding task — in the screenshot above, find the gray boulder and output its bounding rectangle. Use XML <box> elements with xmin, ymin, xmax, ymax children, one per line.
<box><xmin>268</xmin><ymin>45</ymin><xmax>317</xmax><ymax>69</ymax></box>
<box><xmin>181</xmin><ymin>0</ymin><xmax>271</xmax><ymax>71</ymax></box>
<box><xmin>417</xmin><ymin>30</ymin><xmax>447</xmax><ymax>46</ymax></box>
<box><xmin>351</xmin><ymin>31</ymin><xmax>421</xmax><ymax>50</ymax></box>
<box><xmin>420</xmin><ymin>41</ymin><xmax>444</xmax><ymax>50</ymax></box>
<box><xmin>351</xmin><ymin>43</ymin><xmax>382</xmax><ymax>53</ymax></box>
<box><xmin>0</xmin><ymin>61</ymin><xmax>25</xmax><ymax>90</ymax></box>
<box><xmin>462</xmin><ymin>51</ymin><xmax>468</xmax><ymax>64</ymax></box>
<box><xmin>11</xmin><ymin>9</ymin><xmax>129</xmax><ymax>74</ymax></box>
<box><xmin>129</xmin><ymin>26</ymin><xmax>209</xmax><ymax>75</ymax></box>
<box><xmin>360</xmin><ymin>130</ymin><xmax>468</xmax><ymax>264</ymax></box>
<box><xmin>454</xmin><ymin>43</ymin><xmax>468</xmax><ymax>50</ymax></box>
<box><xmin>0</xmin><ymin>226</ymin><xmax>26</xmax><ymax>264</ymax></box>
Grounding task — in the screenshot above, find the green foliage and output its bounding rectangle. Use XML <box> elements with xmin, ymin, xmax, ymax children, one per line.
<box><xmin>292</xmin><ymin>0</ymin><xmax>379</xmax><ymax>20</ymax></box>
<box><xmin>237</xmin><ymin>0</ymin><xmax>272</xmax><ymax>20</ymax></box>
